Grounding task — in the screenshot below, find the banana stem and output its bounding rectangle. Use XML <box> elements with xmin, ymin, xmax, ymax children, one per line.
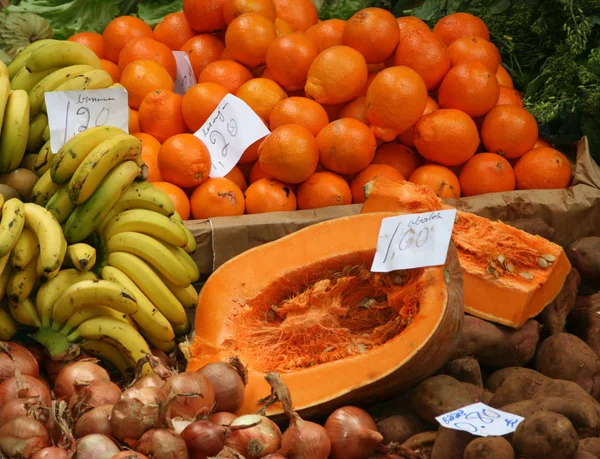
<box><xmin>32</xmin><ymin>327</ymin><xmax>76</xmax><ymax>359</ymax></box>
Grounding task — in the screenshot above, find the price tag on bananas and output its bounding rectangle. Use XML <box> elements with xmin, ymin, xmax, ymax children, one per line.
<box><xmin>45</xmin><ymin>87</ymin><xmax>130</xmax><ymax>153</ymax></box>
<box><xmin>195</xmin><ymin>93</ymin><xmax>271</xmax><ymax>177</ymax></box>
<box><xmin>436</xmin><ymin>403</ymin><xmax>524</xmax><ymax>437</ymax></box>
<box><xmin>172</xmin><ymin>51</ymin><xmax>196</xmax><ymax>95</ymax></box>
<box><xmin>370</xmin><ymin>209</ymin><xmax>457</xmax><ymax>272</ymax></box>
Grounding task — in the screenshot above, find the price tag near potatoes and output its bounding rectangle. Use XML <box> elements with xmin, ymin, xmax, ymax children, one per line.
<box><xmin>45</xmin><ymin>87</ymin><xmax>129</xmax><ymax>153</ymax></box>
<box><xmin>436</xmin><ymin>403</ymin><xmax>525</xmax><ymax>437</ymax></box>
<box><xmin>194</xmin><ymin>93</ymin><xmax>271</xmax><ymax>178</ymax></box>
<box><xmin>172</xmin><ymin>51</ymin><xmax>196</xmax><ymax>95</ymax></box>
<box><xmin>371</xmin><ymin>209</ymin><xmax>457</xmax><ymax>272</ymax></box>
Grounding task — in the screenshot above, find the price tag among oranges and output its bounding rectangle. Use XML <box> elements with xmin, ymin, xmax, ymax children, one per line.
<box><xmin>172</xmin><ymin>51</ymin><xmax>196</xmax><ymax>95</ymax></box>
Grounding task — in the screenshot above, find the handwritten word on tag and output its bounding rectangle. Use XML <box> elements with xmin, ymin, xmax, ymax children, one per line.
<box><xmin>195</xmin><ymin>93</ymin><xmax>271</xmax><ymax>178</ymax></box>
<box><xmin>436</xmin><ymin>403</ymin><xmax>524</xmax><ymax>437</ymax></box>
<box><xmin>173</xmin><ymin>51</ymin><xmax>196</xmax><ymax>95</ymax></box>
<box><xmin>45</xmin><ymin>87</ymin><xmax>129</xmax><ymax>153</ymax></box>
<box><xmin>370</xmin><ymin>209</ymin><xmax>456</xmax><ymax>272</ymax></box>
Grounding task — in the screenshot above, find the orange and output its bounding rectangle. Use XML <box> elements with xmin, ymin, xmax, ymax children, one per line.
<box><xmin>396</xmin><ymin>16</ymin><xmax>430</xmax><ymax>40</ymax></box>
<box><xmin>236</xmin><ymin>78</ymin><xmax>287</xmax><ymax>120</ymax></box>
<box><xmin>397</xmin><ymin>96</ymin><xmax>439</xmax><ymax>147</ymax></box>
<box><xmin>496</xmin><ymin>86</ymin><xmax>523</xmax><ymax>107</ymax></box>
<box><xmin>358</xmin><ymin>72</ymin><xmax>378</xmax><ymax>97</ymax></box>
<box><xmin>118</xmin><ymin>36</ymin><xmax>178</xmax><ymax>80</ymax></box>
<box><xmin>350</xmin><ymin>164</ymin><xmax>405</xmax><ymax>203</ymax></box>
<box><xmin>258</xmin><ymin>124</ymin><xmax>319</xmax><ymax>183</ymax></box>
<box><xmin>198</xmin><ymin>60</ymin><xmax>253</xmax><ymax>93</ymax></box>
<box><xmin>181</xmin><ymin>35</ymin><xmax>226</xmax><ymax>79</ymax></box>
<box><xmin>190</xmin><ymin>177</ymin><xmax>245</xmax><ymax>218</ymax></box>
<box><xmin>372</xmin><ymin>142</ymin><xmax>422</xmax><ymax>178</ymax></box>
<box><xmin>102</xmin><ymin>16</ymin><xmax>154</xmax><ymax>64</ymax></box>
<box><xmin>496</xmin><ymin>64</ymin><xmax>514</xmax><ymax>88</ymax></box>
<box><xmin>249</xmin><ymin>160</ymin><xmax>274</xmax><ymax>182</ymax></box>
<box><xmin>223</xmin><ymin>0</ymin><xmax>276</xmax><ymax>24</ymax></box>
<box><xmin>266</xmin><ymin>33</ymin><xmax>318</xmax><ymax>91</ymax></box>
<box><xmin>304</xmin><ymin>45</ymin><xmax>368</xmax><ymax>105</ymax></box>
<box><xmin>438</xmin><ymin>61</ymin><xmax>500</xmax><ymax>117</ymax></box>
<box><xmin>322</xmin><ymin>102</ymin><xmax>344</xmax><ymax>121</ymax></box>
<box><xmin>304</xmin><ymin>19</ymin><xmax>346</xmax><ymax>53</ymax></box>
<box><xmin>514</xmin><ymin>147</ymin><xmax>572</xmax><ymax>190</ymax></box>
<box><xmin>120</xmin><ymin>60</ymin><xmax>174</xmax><ymax>110</ymax></box>
<box><xmin>274</xmin><ymin>18</ymin><xmax>294</xmax><ymax>36</ymax></box>
<box><xmin>458</xmin><ymin>153</ymin><xmax>515</xmax><ymax>196</ymax></box>
<box><xmin>343</xmin><ymin>8</ymin><xmax>400</xmax><ymax>64</ymax></box>
<box><xmin>269</xmin><ymin>97</ymin><xmax>329</xmax><ymax>136</ymax></box>
<box><xmin>183</xmin><ymin>0</ymin><xmax>227</xmax><ymax>33</ymax></box>
<box><xmin>182</xmin><ymin>82</ymin><xmax>230</xmax><ymax>132</ymax></box>
<box><xmin>316</xmin><ymin>118</ymin><xmax>377</xmax><ymax>174</ymax></box>
<box><xmin>68</xmin><ymin>32</ymin><xmax>104</xmax><ymax>59</ymax></box>
<box><xmin>138</xmin><ymin>90</ymin><xmax>187</xmax><ymax>143</ymax></box>
<box><xmin>221</xmin><ymin>48</ymin><xmax>235</xmax><ymax>61</ymax></box>
<box><xmin>409</xmin><ymin>164</ymin><xmax>461</xmax><ymax>198</ymax></box>
<box><xmin>480</xmin><ymin>105</ymin><xmax>538</xmax><ymax>159</ymax></box>
<box><xmin>240</xmin><ymin>138</ymin><xmax>264</xmax><ymax>164</ymax></box>
<box><xmin>100</xmin><ymin>59</ymin><xmax>120</xmax><ymax>83</ymax></box>
<box><xmin>154</xmin><ymin>13</ymin><xmax>196</xmax><ymax>51</ymax></box>
<box><xmin>152</xmin><ymin>182</ymin><xmax>191</xmax><ymax>220</ymax></box>
<box><xmin>128</xmin><ymin>109</ymin><xmax>140</xmax><ymax>134</ymax></box>
<box><xmin>245</xmin><ymin>178</ymin><xmax>297</xmax><ymax>213</ymax></box>
<box><xmin>366</xmin><ymin>66</ymin><xmax>428</xmax><ymax>141</ymax></box>
<box><xmin>413</xmin><ymin>109</ymin><xmax>480</xmax><ymax>166</ymax></box>
<box><xmin>133</xmin><ymin>133</ymin><xmax>162</xmax><ymax>182</ymax></box>
<box><xmin>338</xmin><ymin>96</ymin><xmax>368</xmax><ymax>124</ymax></box>
<box><xmin>158</xmin><ymin>134</ymin><xmax>212</xmax><ymax>188</ymax></box>
<box><xmin>394</xmin><ymin>30</ymin><xmax>450</xmax><ymax>91</ymax></box>
<box><xmin>447</xmin><ymin>36</ymin><xmax>500</xmax><ymax>73</ymax></box>
<box><xmin>433</xmin><ymin>12</ymin><xmax>490</xmax><ymax>47</ymax></box>
<box><xmin>225</xmin><ymin>13</ymin><xmax>277</xmax><ymax>68</ymax></box>
<box><xmin>534</xmin><ymin>137</ymin><xmax>552</xmax><ymax>149</ymax></box>
<box><xmin>272</xmin><ymin>0</ymin><xmax>318</xmax><ymax>32</ymax></box>
<box><xmin>296</xmin><ymin>171</ymin><xmax>352</xmax><ymax>209</ymax></box>
<box><xmin>224</xmin><ymin>166</ymin><xmax>248</xmax><ymax>191</ymax></box>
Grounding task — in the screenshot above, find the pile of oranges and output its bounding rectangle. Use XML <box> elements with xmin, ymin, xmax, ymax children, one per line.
<box><xmin>65</xmin><ymin>0</ymin><xmax>574</xmax><ymax>220</ymax></box>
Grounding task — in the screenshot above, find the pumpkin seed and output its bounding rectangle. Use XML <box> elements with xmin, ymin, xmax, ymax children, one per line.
<box><xmin>391</xmin><ymin>273</ymin><xmax>405</xmax><ymax>285</ymax></box>
<box><xmin>541</xmin><ymin>254</ymin><xmax>556</xmax><ymax>262</ymax></box>
<box><xmin>504</xmin><ymin>261</ymin><xmax>515</xmax><ymax>273</ymax></box>
<box><xmin>492</xmin><ymin>270</ymin><xmax>500</xmax><ymax>279</ymax></box>
<box><xmin>519</xmin><ymin>272</ymin><xmax>534</xmax><ymax>280</ymax></box>
<box><xmin>497</xmin><ymin>254</ymin><xmax>506</xmax><ymax>264</ymax></box>
<box><xmin>538</xmin><ymin>257</ymin><xmax>550</xmax><ymax>269</ymax></box>
<box><xmin>486</xmin><ymin>265</ymin><xmax>497</xmax><ymax>275</ymax></box>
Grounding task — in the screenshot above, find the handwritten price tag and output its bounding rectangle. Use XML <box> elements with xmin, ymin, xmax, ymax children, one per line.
<box><xmin>371</xmin><ymin>209</ymin><xmax>457</xmax><ymax>272</ymax></box>
<box><xmin>195</xmin><ymin>93</ymin><xmax>271</xmax><ymax>177</ymax></box>
<box><xmin>45</xmin><ymin>87</ymin><xmax>129</xmax><ymax>153</ymax></box>
<box><xmin>436</xmin><ymin>403</ymin><xmax>524</xmax><ymax>437</ymax></box>
<box><xmin>173</xmin><ymin>51</ymin><xmax>196</xmax><ymax>95</ymax></box>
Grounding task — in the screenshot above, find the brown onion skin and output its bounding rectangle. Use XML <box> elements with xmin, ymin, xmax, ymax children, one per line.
<box><xmin>210</xmin><ymin>412</ymin><xmax>237</xmax><ymax>426</ymax></box>
<box><xmin>111</xmin><ymin>387</ymin><xmax>167</xmax><ymax>443</ymax></box>
<box><xmin>74</xmin><ymin>404</ymin><xmax>113</xmax><ymax>438</ymax></box>
<box><xmin>133</xmin><ymin>373</ymin><xmax>165</xmax><ymax>390</ymax></box>
<box><xmin>0</xmin><ymin>342</ymin><xmax>39</xmax><ymax>382</ymax></box>
<box><xmin>198</xmin><ymin>361</ymin><xmax>245</xmax><ymax>413</ymax></box>
<box><xmin>0</xmin><ymin>375</ymin><xmax>52</xmax><ymax>406</ymax></box>
<box><xmin>181</xmin><ymin>420</ymin><xmax>228</xmax><ymax>458</ymax></box>
<box><xmin>324</xmin><ymin>406</ymin><xmax>384</xmax><ymax>459</ymax></box>
<box><xmin>54</xmin><ymin>360</ymin><xmax>111</xmax><ymax>401</ymax></box>
<box><xmin>75</xmin><ymin>434</ymin><xmax>120</xmax><ymax>459</ymax></box>
<box><xmin>212</xmin><ymin>447</ymin><xmax>246</xmax><ymax>459</ymax></box>
<box><xmin>151</xmin><ymin>349</ymin><xmax>172</xmax><ymax>368</ymax></box>
<box><xmin>279</xmin><ymin>418</ymin><xmax>331</xmax><ymax>459</ymax></box>
<box><xmin>0</xmin><ymin>416</ymin><xmax>49</xmax><ymax>458</ymax></box>
<box><xmin>163</xmin><ymin>372</ymin><xmax>215</xmax><ymax>420</ymax></box>
<box><xmin>135</xmin><ymin>428</ymin><xmax>189</xmax><ymax>459</ymax></box>
<box><xmin>111</xmin><ymin>452</ymin><xmax>150</xmax><ymax>459</ymax></box>
<box><xmin>263</xmin><ymin>455</ymin><xmax>287</xmax><ymax>459</ymax></box>
<box><xmin>226</xmin><ymin>414</ymin><xmax>282</xmax><ymax>459</ymax></box>
<box><xmin>69</xmin><ymin>381</ymin><xmax>122</xmax><ymax>415</ymax></box>
<box><xmin>30</xmin><ymin>446</ymin><xmax>69</xmax><ymax>459</ymax></box>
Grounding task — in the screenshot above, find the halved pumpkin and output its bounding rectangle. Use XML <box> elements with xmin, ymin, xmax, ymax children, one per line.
<box><xmin>188</xmin><ymin>212</ymin><xmax>464</xmax><ymax>418</ymax></box>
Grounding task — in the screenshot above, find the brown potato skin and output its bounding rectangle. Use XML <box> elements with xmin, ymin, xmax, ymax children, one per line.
<box><xmin>411</xmin><ymin>375</ymin><xmax>475</xmax><ymax>424</ymax></box>
<box><xmin>512</xmin><ymin>412</ymin><xmax>578</xmax><ymax>459</ymax></box>
<box><xmin>567</xmin><ymin>237</ymin><xmax>600</xmax><ymax>284</ymax></box>
<box><xmin>569</xmin><ymin>293</ymin><xmax>600</xmax><ymax>358</ymax></box>
<box><xmin>463</xmin><ymin>437</ymin><xmax>515</xmax><ymax>459</ymax></box>
<box><xmin>540</xmin><ymin>268</ymin><xmax>581</xmax><ymax>334</ymax></box>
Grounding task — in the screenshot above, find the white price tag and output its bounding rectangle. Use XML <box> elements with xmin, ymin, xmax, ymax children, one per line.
<box><xmin>173</xmin><ymin>51</ymin><xmax>196</xmax><ymax>95</ymax></box>
<box><xmin>195</xmin><ymin>93</ymin><xmax>271</xmax><ymax>178</ymax></box>
<box><xmin>436</xmin><ymin>403</ymin><xmax>524</xmax><ymax>437</ymax></box>
<box><xmin>45</xmin><ymin>88</ymin><xmax>129</xmax><ymax>153</ymax></box>
<box><xmin>371</xmin><ymin>209</ymin><xmax>457</xmax><ymax>272</ymax></box>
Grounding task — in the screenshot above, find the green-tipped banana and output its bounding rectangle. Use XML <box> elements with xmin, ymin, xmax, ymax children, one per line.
<box><xmin>6</xmin><ymin>255</ymin><xmax>38</xmax><ymax>303</ymax></box>
<box><xmin>23</xmin><ymin>202</ymin><xmax>67</xmax><ymax>274</ymax></box>
<box><xmin>0</xmin><ymin>198</ymin><xmax>25</xmax><ymax>258</ymax></box>
<box><xmin>25</xmin><ymin>40</ymin><xmax>102</xmax><ymax>73</ymax></box>
<box><xmin>64</xmin><ymin>243</ymin><xmax>96</xmax><ymax>272</ymax></box>
<box><xmin>7</xmin><ymin>39</ymin><xmax>56</xmax><ymax>79</ymax></box>
<box><xmin>10</xmin><ymin>66</ymin><xmax>60</xmax><ymax>92</ymax></box>
<box><xmin>30</xmin><ymin>169</ymin><xmax>61</xmax><ymax>206</ymax></box>
<box><xmin>0</xmin><ymin>90</ymin><xmax>30</xmax><ymax>173</ymax></box>
<box><xmin>42</xmin><ymin>124</ymin><xmax>50</xmax><ymax>142</ymax></box>
<box><xmin>10</xmin><ymin>227</ymin><xmax>38</xmax><ymax>271</ymax></box>
<box><xmin>45</xmin><ymin>185</ymin><xmax>76</xmax><ymax>224</ymax></box>
<box><xmin>0</xmin><ymin>76</ymin><xmax>11</xmax><ymax>138</ymax></box>
<box><xmin>26</xmin><ymin>112</ymin><xmax>48</xmax><ymax>153</ymax></box>
<box><xmin>0</xmin><ymin>62</ymin><xmax>8</xmax><ymax>79</ymax></box>
<box><xmin>33</xmin><ymin>140</ymin><xmax>53</xmax><ymax>177</ymax></box>
<box><xmin>103</xmin><ymin>208</ymin><xmax>188</xmax><ymax>247</ymax></box>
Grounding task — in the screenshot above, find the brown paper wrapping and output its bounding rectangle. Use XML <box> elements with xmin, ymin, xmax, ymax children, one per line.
<box><xmin>185</xmin><ymin>138</ymin><xmax>600</xmax><ymax>275</ymax></box>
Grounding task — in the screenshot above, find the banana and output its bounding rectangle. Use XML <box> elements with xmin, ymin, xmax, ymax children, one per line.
<box><xmin>0</xmin><ymin>61</ymin><xmax>8</xmax><ymax>79</ymax></box>
<box><xmin>142</xmin><ymin>332</ymin><xmax>177</xmax><ymax>353</ymax></box>
<box><xmin>45</xmin><ymin>185</ymin><xmax>76</xmax><ymax>224</ymax></box>
<box><xmin>51</xmin><ymin>279</ymin><xmax>138</xmax><ymax>330</ymax></box>
<box><xmin>68</xmin><ymin>134</ymin><xmax>142</xmax><ymax>204</ymax></box>
<box><xmin>80</xmin><ymin>340</ymin><xmax>133</xmax><ymax>376</ymax></box>
<box><xmin>26</xmin><ymin>112</ymin><xmax>48</xmax><ymax>153</ymax></box>
<box><xmin>40</xmin><ymin>69</ymin><xmax>114</xmax><ymax>113</ymax></box>
<box><xmin>23</xmin><ymin>202</ymin><xmax>67</xmax><ymax>274</ymax></box>
<box><xmin>34</xmin><ymin>140</ymin><xmax>53</xmax><ymax>177</ymax></box>
<box><xmin>106</xmin><ymin>251</ymin><xmax>188</xmax><ymax>326</ymax></box>
<box><xmin>0</xmin><ymin>250</ymin><xmax>12</xmax><ymax>279</ymax></box>
<box><xmin>101</xmin><ymin>265</ymin><xmax>175</xmax><ymax>343</ymax></box>
<box><xmin>166</xmin><ymin>244</ymin><xmax>200</xmax><ymax>284</ymax></box>
<box><xmin>0</xmin><ymin>75</ymin><xmax>11</xmax><ymax>137</ymax></box>
<box><xmin>0</xmin><ymin>89</ymin><xmax>30</xmax><ymax>173</ymax></box>
<box><xmin>59</xmin><ymin>305</ymin><xmax>133</xmax><ymax>335</ymax></box>
<box><xmin>42</xmin><ymin>124</ymin><xmax>50</xmax><ymax>142</ymax></box>
<box><xmin>10</xmin><ymin>227</ymin><xmax>39</xmax><ymax>271</ymax></box>
<box><xmin>26</xmin><ymin>41</ymin><xmax>102</xmax><ymax>74</ymax></box>
<box><xmin>36</xmin><ymin>233</ymin><xmax>66</xmax><ymax>283</ymax></box>
<box><xmin>35</xmin><ymin>269</ymin><xmax>96</xmax><ymax>328</ymax></box>
<box><xmin>108</xmin><ymin>83</ymin><xmax>125</xmax><ymax>90</ymax></box>
<box><xmin>66</xmin><ymin>316</ymin><xmax>152</xmax><ymax>375</ymax></box>
<box><xmin>7</xmin><ymin>39</ymin><xmax>57</xmax><ymax>79</ymax></box>
<box><xmin>64</xmin><ymin>243</ymin><xmax>96</xmax><ymax>272</ymax></box>
<box><xmin>8</xmin><ymin>297</ymin><xmax>41</xmax><ymax>328</ymax></box>
<box><xmin>113</xmin><ymin>181</ymin><xmax>176</xmax><ymax>217</ymax></box>
<box><xmin>0</xmin><ymin>261</ymin><xmax>10</xmax><ymax>300</ymax></box>
<box><xmin>0</xmin><ymin>308</ymin><xmax>17</xmax><ymax>340</ymax></box>
<box><xmin>0</xmin><ymin>198</ymin><xmax>25</xmax><ymax>257</ymax></box>
<box><xmin>64</xmin><ymin>161</ymin><xmax>140</xmax><ymax>244</ymax></box>
<box><xmin>105</xmin><ymin>232</ymin><xmax>191</xmax><ymax>288</ymax></box>
<box><xmin>172</xmin><ymin>319</ymin><xmax>191</xmax><ymax>336</ymax></box>
<box><xmin>51</xmin><ymin>125</ymin><xmax>127</xmax><ymax>184</ymax></box>
<box><xmin>104</xmin><ymin>209</ymin><xmax>188</xmax><ymax>248</ymax></box>
<box><xmin>171</xmin><ymin>212</ymin><xmax>197</xmax><ymax>254</ymax></box>
<box><xmin>6</xmin><ymin>254</ymin><xmax>38</xmax><ymax>302</ymax></box>
<box><xmin>10</xmin><ymin>66</ymin><xmax>60</xmax><ymax>92</ymax></box>
<box><xmin>20</xmin><ymin>154</ymin><xmax>38</xmax><ymax>171</ymax></box>
<box><xmin>160</xmin><ymin>275</ymin><xmax>199</xmax><ymax>309</ymax></box>
<box><xmin>28</xmin><ymin>64</ymin><xmax>94</xmax><ymax>116</ymax></box>
<box><xmin>30</xmin><ymin>169</ymin><xmax>61</xmax><ymax>206</ymax></box>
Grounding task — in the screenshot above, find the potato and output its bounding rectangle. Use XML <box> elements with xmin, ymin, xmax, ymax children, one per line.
<box><xmin>449</xmin><ymin>316</ymin><xmax>540</xmax><ymax>368</ymax></box>
<box><xmin>504</xmin><ymin>217</ymin><xmax>556</xmax><ymax>241</ymax></box>
<box><xmin>569</xmin><ymin>294</ymin><xmax>600</xmax><ymax>358</ymax></box>
<box><xmin>535</xmin><ymin>333</ymin><xmax>600</xmax><ymax>398</ymax></box>
<box><xmin>443</xmin><ymin>357</ymin><xmax>483</xmax><ymax>387</ymax></box>
<box><xmin>501</xmin><ymin>397</ymin><xmax>598</xmax><ymax>431</ymax></box>
<box><xmin>461</xmin><ymin>382</ymin><xmax>484</xmax><ymax>402</ymax></box>
<box><xmin>431</xmin><ymin>427</ymin><xmax>473</xmax><ymax>459</ymax></box>
<box><xmin>540</xmin><ymin>269</ymin><xmax>581</xmax><ymax>334</ymax></box>
<box><xmin>512</xmin><ymin>412</ymin><xmax>578</xmax><ymax>459</ymax></box>
<box><xmin>463</xmin><ymin>437</ymin><xmax>514</xmax><ymax>459</ymax></box>
<box><xmin>575</xmin><ymin>451</ymin><xmax>598</xmax><ymax>459</ymax></box>
<box><xmin>486</xmin><ymin>367</ymin><xmax>550</xmax><ymax>392</ymax></box>
<box><xmin>402</xmin><ymin>431</ymin><xmax>436</xmax><ymax>457</ymax></box>
<box><xmin>411</xmin><ymin>375</ymin><xmax>475</xmax><ymax>424</ymax></box>
<box><xmin>376</xmin><ymin>413</ymin><xmax>429</xmax><ymax>444</ymax></box>
<box><xmin>567</xmin><ymin>237</ymin><xmax>600</xmax><ymax>284</ymax></box>
<box><xmin>532</xmin><ymin>379</ymin><xmax>600</xmax><ymax>406</ymax></box>
<box><xmin>489</xmin><ymin>370</ymin><xmax>551</xmax><ymax>407</ymax></box>
<box><xmin>579</xmin><ymin>437</ymin><xmax>600</xmax><ymax>456</ymax></box>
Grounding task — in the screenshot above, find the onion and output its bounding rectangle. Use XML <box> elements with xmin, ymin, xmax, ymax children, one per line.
<box><xmin>0</xmin><ymin>374</ymin><xmax>52</xmax><ymax>406</ymax></box>
<box><xmin>112</xmin><ymin>452</ymin><xmax>149</xmax><ymax>459</ymax></box>
<box><xmin>74</xmin><ymin>404</ymin><xmax>113</xmax><ymax>438</ymax></box>
<box><xmin>133</xmin><ymin>373</ymin><xmax>165</xmax><ymax>390</ymax></box>
<box><xmin>20</xmin><ymin>341</ymin><xmax>46</xmax><ymax>368</ymax></box>
<box><xmin>68</xmin><ymin>381</ymin><xmax>122</xmax><ymax>416</ymax></box>
<box><xmin>0</xmin><ymin>396</ymin><xmax>51</xmax><ymax>429</ymax></box>
<box><xmin>75</xmin><ymin>434</ymin><xmax>120</xmax><ymax>459</ymax></box>
<box><xmin>210</xmin><ymin>446</ymin><xmax>247</xmax><ymax>458</ymax></box>
<box><xmin>31</xmin><ymin>446</ymin><xmax>70</xmax><ymax>459</ymax></box>
<box><xmin>0</xmin><ymin>416</ymin><xmax>49</xmax><ymax>458</ymax></box>
<box><xmin>151</xmin><ymin>349</ymin><xmax>172</xmax><ymax>368</ymax></box>
<box><xmin>324</xmin><ymin>406</ymin><xmax>383</xmax><ymax>459</ymax></box>
<box><xmin>163</xmin><ymin>372</ymin><xmax>215</xmax><ymax>420</ymax></box>
<box><xmin>54</xmin><ymin>359</ymin><xmax>110</xmax><ymax>401</ymax></box>
<box><xmin>135</xmin><ymin>428</ymin><xmax>188</xmax><ymax>459</ymax></box>
<box><xmin>170</xmin><ymin>417</ymin><xmax>193</xmax><ymax>435</ymax></box>
<box><xmin>0</xmin><ymin>342</ymin><xmax>39</xmax><ymax>382</ymax></box>
<box><xmin>111</xmin><ymin>386</ymin><xmax>167</xmax><ymax>443</ymax></box>
<box><xmin>226</xmin><ymin>414</ymin><xmax>282</xmax><ymax>459</ymax></box>
<box><xmin>262</xmin><ymin>455</ymin><xmax>287</xmax><ymax>459</ymax></box>
<box><xmin>210</xmin><ymin>412</ymin><xmax>237</xmax><ymax>426</ymax></box>
<box><xmin>181</xmin><ymin>420</ymin><xmax>229</xmax><ymax>458</ymax></box>
<box><xmin>198</xmin><ymin>358</ymin><xmax>247</xmax><ymax>413</ymax></box>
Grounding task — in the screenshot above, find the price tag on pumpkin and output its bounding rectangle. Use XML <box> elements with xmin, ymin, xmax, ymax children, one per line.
<box><xmin>436</xmin><ymin>403</ymin><xmax>524</xmax><ymax>437</ymax></box>
<box><xmin>370</xmin><ymin>209</ymin><xmax>457</xmax><ymax>272</ymax></box>
<box><xmin>45</xmin><ymin>87</ymin><xmax>129</xmax><ymax>153</ymax></box>
<box><xmin>195</xmin><ymin>93</ymin><xmax>271</xmax><ymax>178</ymax></box>
<box><xmin>172</xmin><ymin>51</ymin><xmax>196</xmax><ymax>95</ymax></box>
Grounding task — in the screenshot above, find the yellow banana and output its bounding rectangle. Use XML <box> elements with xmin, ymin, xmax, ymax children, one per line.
<box><xmin>80</xmin><ymin>340</ymin><xmax>133</xmax><ymax>376</ymax></box>
<box><xmin>26</xmin><ymin>112</ymin><xmax>48</xmax><ymax>153</ymax></box>
<box><xmin>26</xmin><ymin>41</ymin><xmax>102</xmax><ymax>73</ymax></box>
<box><xmin>108</xmin><ymin>83</ymin><xmax>125</xmax><ymax>89</ymax></box>
<box><xmin>23</xmin><ymin>202</ymin><xmax>67</xmax><ymax>274</ymax></box>
<box><xmin>8</xmin><ymin>297</ymin><xmax>41</xmax><ymax>328</ymax></box>
<box><xmin>42</xmin><ymin>124</ymin><xmax>50</xmax><ymax>142</ymax></box>
<box><xmin>7</xmin><ymin>39</ymin><xmax>56</xmax><ymax>79</ymax></box>
<box><xmin>0</xmin><ymin>198</ymin><xmax>25</xmax><ymax>257</ymax></box>
<box><xmin>60</xmin><ymin>305</ymin><xmax>134</xmax><ymax>336</ymax></box>
<box><xmin>30</xmin><ymin>169</ymin><xmax>61</xmax><ymax>206</ymax></box>
<box><xmin>166</xmin><ymin>244</ymin><xmax>200</xmax><ymax>284</ymax></box>
<box><xmin>10</xmin><ymin>227</ymin><xmax>39</xmax><ymax>271</ymax></box>
<box><xmin>171</xmin><ymin>212</ymin><xmax>196</xmax><ymax>254</ymax></box>
<box><xmin>68</xmin><ymin>134</ymin><xmax>142</xmax><ymax>204</ymax></box>
<box><xmin>172</xmin><ymin>320</ymin><xmax>191</xmax><ymax>336</ymax></box>
<box><xmin>104</xmin><ymin>209</ymin><xmax>188</xmax><ymax>248</ymax></box>
<box><xmin>33</xmin><ymin>140</ymin><xmax>53</xmax><ymax>177</ymax></box>
<box><xmin>0</xmin><ymin>261</ymin><xmax>11</xmax><ymax>300</ymax></box>
<box><xmin>36</xmin><ymin>234</ymin><xmax>66</xmax><ymax>283</ymax></box>
<box><xmin>10</xmin><ymin>66</ymin><xmax>59</xmax><ymax>92</ymax></box>
<box><xmin>6</xmin><ymin>254</ymin><xmax>38</xmax><ymax>303</ymax></box>
<box><xmin>64</xmin><ymin>243</ymin><xmax>96</xmax><ymax>272</ymax></box>
<box><xmin>0</xmin><ymin>61</ymin><xmax>8</xmax><ymax>79</ymax></box>
<box><xmin>45</xmin><ymin>185</ymin><xmax>76</xmax><ymax>224</ymax></box>
<box><xmin>0</xmin><ymin>250</ymin><xmax>12</xmax><ymax>279</ymax></box>
<box><xmin>0</xmin><ymin>308</ymin><xmax>17</xmax><ymax>340</ymax></box>
<box><xmin>40</xmin><ymin>69</ymin><xmax>114</xmax><ymax>112</ymax></box>
<box><xmin>0</xmin><ymin>89</ymin><xmax>30</xmax><ymax>173</ymax></box>
<box><xmin>0</xmin><ymin>76</ymin><xmax>11</xmax><ymax>138</ymax></box>
<box><xmin>113</xmin><ymin>181</ymin><xmax>176</xmax><ymax>217</ymax></box>
<box><xmin>161</xmin><ymin>277</ymin><xmax>199</xmax><ymax>309</ymax></box>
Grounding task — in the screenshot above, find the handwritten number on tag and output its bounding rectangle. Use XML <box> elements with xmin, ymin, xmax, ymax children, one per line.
<box><xmin>202</xmin><ymin>102</ymin><xmax>241</xmax><ymax>169</ymax></box>
<box><xmin>64</xmin><ymin>100</ymin><xmax>112</xmax><ymax>143</ymax></box>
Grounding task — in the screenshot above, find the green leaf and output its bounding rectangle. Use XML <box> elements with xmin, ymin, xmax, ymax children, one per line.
<box><xmin>315</xmin><ymin>0</ymin><xmax>376</xmax><ymax>20</ymax></box>
<box><xmin>410</xmin><ymin>0</ymin><xmax>444</xmax><ymax>22</ymax></box>
<box><xmin>136</xmin><ymin>0</ymin><xmax>183</xmax><ymax>28</ymax></box>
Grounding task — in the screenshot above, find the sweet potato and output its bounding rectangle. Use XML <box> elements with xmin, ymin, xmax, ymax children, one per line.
<box><xmin>539</xmin><ymin>268</ymin><xmax>581</xmax><ymax>334</ymax></box>
<box><xmin>448</xmin><ymin>316</ymin><xmax>540</xmax><ymax>368</ymax></box>
<box><xmin>566</xmin><ymin>237</ymin><xmax>600</xmax><ymax>284</ymax></box>
<box><xmin>504</xmin><ymin>217</ymin><xmax>556</xmax><ymax>241</ymax></box>
<box><xmin>442</xmin><ymin>357</ymin><xmax>483</xmax><ymax>387</ymax></box>
<box><xmin>489</xmin><ymin>370</ymin><xmax>551</xmax><ymax>407</ymax></box>
<box><xmin>579</xmin><ymin>437</ymin><xmax>600</xmax><ymax>457</ymax></box>
<box><xmin>411</xmin><ymin>375</ymin><xmax>475</xmax><ymax>424</ymax></box>
<box><xmin>463</xmin><ymin>437</ymin><xmax>515</xmax><ymax>459</ymax></box>
<box><xmin>486</xmin><ymin>367</ymin><xmax>550</xmax><ymax>392</ymax></box>
<box><xmin>401</xmin><ymin>431</ymin><xmax>436</xmax><ymax>457</ymax></box>
<box><xmin>535</xmin><ymin>333</ymin><xmax>600</xmax><ymax>398</ymax></box>
<box><xmin>512</xmin><ymin>412</ymin><xmax>579</xmax><ymax>459</ymax></box>
<box><xmin>430</xmin><ymin>427</ymin><xmax>473</xmax><ymax>459</ymax></box>
<box><xmin>569</xmin><ymin>293</ymin><xmax>600</xmax><ymax>358</ymax></box>
<box><xmin>501</xmin><ymin>397</ymin><xmax>598</xmax><ymax>431</ymax></box>
<box><xmin>376</xmin><ymin>414</ymin><xmax>429</xmax><ymax>444</ymax></box>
